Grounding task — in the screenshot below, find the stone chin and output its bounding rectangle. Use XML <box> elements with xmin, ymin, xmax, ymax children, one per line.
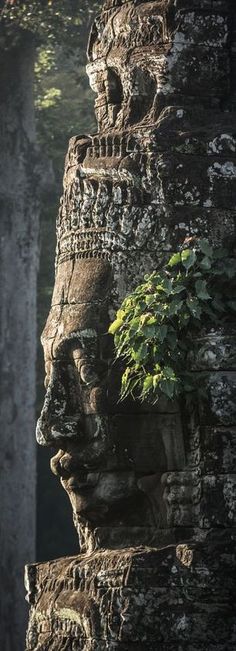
<box><xmin>61</xmin><ymin>472</ymin><xmax>150</xmax><ymax>550</ymax></box>
<box><xmin>59</xmin><ymin>469</ymin><xmax>142</xmax><ymax>519</ymax></box>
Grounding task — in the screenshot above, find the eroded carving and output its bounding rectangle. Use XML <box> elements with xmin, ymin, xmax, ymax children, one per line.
<box><xmin>26</xmin><ymin>0</ymin><xmax>236</xmax><ymax>649</ymax></box>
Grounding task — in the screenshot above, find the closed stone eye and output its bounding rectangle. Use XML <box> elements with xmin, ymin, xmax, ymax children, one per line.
<box><xmin>73</xmin><ymin>352</ymin><xmax>99</xmax><ymax>387</ymax></box>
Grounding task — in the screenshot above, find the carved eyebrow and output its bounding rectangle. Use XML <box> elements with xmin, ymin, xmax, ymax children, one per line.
<box><xmin>51</xmin><ymin>329</ymin><xmax>99</xmax><ymax>361</ymax></box>
<box><xmin>41</xmin><ymin>301</ymin><xmax>99</xmax><ymax>347</ymax></box>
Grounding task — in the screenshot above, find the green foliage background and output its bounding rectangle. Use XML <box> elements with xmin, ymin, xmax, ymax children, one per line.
<box><xmin>0</xmin><ymin>0</ymin><xmax>101</xmax><ymax>46</ymax></box>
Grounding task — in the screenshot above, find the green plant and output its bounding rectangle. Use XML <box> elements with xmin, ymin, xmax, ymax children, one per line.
<box><xmin>34</xmin><ymin>44</ymin><xmax>97</xmax><ymax>184</ymax></box>
<box><xmin>0</xmin><ymin>0</ymin><xmax>102</xmax><ymax>48</ymax></box>
<box><xmin>109</xmin><ymin>239</ymin><xmax>236</xmax><ymax>403</ymax></box>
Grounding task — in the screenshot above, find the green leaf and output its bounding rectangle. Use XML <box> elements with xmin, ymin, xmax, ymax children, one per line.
<box><xmin>181</xmin><ymin>249</ymin><xmax>191</xmax><ymax>261</ymax></box>
<box><xmin>178</xmin><ymin>311</ymin><xmax>190</xmax><ymax>327</ymax></box>
<box><xmin>163</xmin><ymin>366</ymin><xmax>176</xmax><ymax>379</ymax></box>
<box><xmin>116</xmin><ymin>309</ymin><xmax>126</xmax><ymax>320</ymax></box>
<box><xmin>168</xmin><ymin>252</ymin><xmax>181</xmax><ymax>267</ymax></box>
<box><xmin>156</xmin><ymin>278</ymin><xmax>173</xmax><ymax>294</ymax></box>
<box><xmin>186</xmin><ymin>296</ymin><xmax>202</xmax><ymax>319</ymax></box>
<box><xmin>130</xmin><ymin>317</ymin><xmax>140</xmax><ymax>331</ymax></box>
<box><xmin>152</xmin><ymin>344</ymin><xmax>162</xmax><ymax>363</ymax></box>
<box><xmin>114</xmin><ymin>330</ymin><xmax>130</xmax><ymax>353</ymax></box>
<box><xmin>172</xmin><ymin>284</ymin><xmax>186</xmax><ymax>294</ymax></box>
<box><xmin>158</xmin><ymin>325</ymin><xmax>168</xmax><ymax>342</ymax></box>
<box><xmin>142</xmin><ymin>324</ymin><xmax>158</xmax><ymax>339</ymax></box>
<box><xmin>166</xmin><ymin>331</ymin><xmax>178</xmax><ymax>350</ymax></box>
<box><xmin>146</xmin><ymin>316</ymin><xmax>158</xmax><ymax>325</ymax></box>
<box><xmin>146</xmin><ymin>295</ymin><xmax>155</xmax><ymax>306</ymax></box>
<box><xmin>132</xmin><ymin>342</ymin><xmax>148</xmax><ymax>362</ymax></box>
<box><xmin>153</xmin><ymin>374</ymin><xmax>161</xmax><ymax>390</ymax></box>
<box><xmin>181</xmin><ymin>249</ymin><xmax>197</xmax><ymax>270</ymax></box>
<box><xmin>195</xmin><ymin>279</ymin><xmax>211</xmax><ymax>301</ymax></box>
<box><xmin>121</xmin><ymin>367</ymin><xmax>131</xmax><ymax>387</ymax></box>
<box><xmin>159</xmin><ymin>379</ymin><xmax>175</xmax><ymax>399</ymax></box>
<box><xmin>109</xmin><ymin>318</ymin><xmax>124</xmax><ymax>335</ymax></box>
<box><xmin>199</xmin><ymin>239</ymin><xmax>213</xmax><ymax>257</ymax></box>
<box><xmin>200</xmin><ymin>256</ymin><xmax>212</xmax><ymax>271</ymax></box>
<box><xmin>153</xmin><ymin>303</ymin><xmax>168</xmax><ymax>316</ymax></box>
<box><xmin>140</xmin><ymin>313</ymin><xmax>152</xmax><ymax>327</ymax></box>
<box><xmin>168</xmin><ymin>298</ymin><xmax>184</xmax><ymax>316</ymax></box>
<box><xmin>142</xmin><ymin>375</ymin><xmax>153</xmax><ymax>393</ymax></box>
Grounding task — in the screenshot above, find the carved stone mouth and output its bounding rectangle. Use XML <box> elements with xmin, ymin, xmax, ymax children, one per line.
<box><xmin>65</xmin><ymin>474</ymin><xmax>100</xmax><ymax>492</ymax></box>
<box><xmin>71</xmin><ymin>130</ymin><xmax>153</xmax><ymax>171</ymax></box>
<box><xmin>85</xmin><ymin>133</ymin><xmax>142</xmax><ymax>160</ymax></box>
<box><xmin>51</xmin><ymin>450</ymin><xmax>100</xmax><ymax>484</ymax></box>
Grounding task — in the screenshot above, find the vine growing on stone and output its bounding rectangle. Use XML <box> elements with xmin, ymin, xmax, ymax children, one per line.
<box><xmin>109</xmin><ymin>239</ymin><xmax>236</xmax><ymax>403</ymax></box>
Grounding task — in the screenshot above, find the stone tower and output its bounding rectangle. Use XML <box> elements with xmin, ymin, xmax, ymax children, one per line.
<box><xmin>26</xmin><ymin>1</ymin><xmax>236</xmax><ymax>649</ymax></box>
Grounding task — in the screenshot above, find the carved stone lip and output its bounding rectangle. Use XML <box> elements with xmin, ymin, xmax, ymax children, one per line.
<box><xmin>62</xmin><ymin>470</ymin><xmax>100</xmax><ymax>490</ymax></box>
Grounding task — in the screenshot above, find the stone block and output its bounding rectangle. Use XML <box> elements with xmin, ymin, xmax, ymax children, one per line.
<box><xmin>200</xmin><ymin>426</ymin><xmax>236</xmax><ymax>474</ymax></box>
<box><xmin>25</xmin><ymin>537</ymin><xmax>236</xmax><ymax>650</ymax></box>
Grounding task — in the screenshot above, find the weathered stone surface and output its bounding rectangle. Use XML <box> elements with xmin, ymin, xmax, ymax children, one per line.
<box><xmin>25</xmin><ymin>534</ymin><xmax>236</xmax><ymax>649</ymax></box>
<box><xmin>200</xmin><ymin>426</ymin><xmax>236</xmax><ymax>473</ymax></box>
<box><xmin>26</xmin><ymin>0</ymin><xmax>236</xmax><ymax>649</ymax></box>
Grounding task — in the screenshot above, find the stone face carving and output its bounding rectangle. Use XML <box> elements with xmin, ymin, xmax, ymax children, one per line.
<box><xmin>26</xmin><ymin>0</ymin><xmax>236</xmax><ymax>649</ymax></box>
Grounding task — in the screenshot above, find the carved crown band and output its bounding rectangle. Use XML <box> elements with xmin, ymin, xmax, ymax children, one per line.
<box><xmin>56</xmin><ymin>228</ymin><xmax>126</xmax><ymax>266</ymax></box>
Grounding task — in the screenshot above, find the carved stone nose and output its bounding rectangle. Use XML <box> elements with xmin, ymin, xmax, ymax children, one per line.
<box><xmin>36</xmin><ymin>382</ymin><xmax>83</xmax><ymax>447</ymax></box>
<box><xmin>36</xmin><ymin>362</ymin><xmax>84</xmax><ymax>446</ymax></box>
<box><xmin>36</xmin><ymin>414</ymin><xmax>83</xmax><ymax>447</ymax></box>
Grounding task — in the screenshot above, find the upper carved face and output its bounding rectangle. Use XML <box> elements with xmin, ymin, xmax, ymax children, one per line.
<box><xmin>87</xmin><ymin>0</ymin><xmax>229</xmax><ymax>131</ymax></box>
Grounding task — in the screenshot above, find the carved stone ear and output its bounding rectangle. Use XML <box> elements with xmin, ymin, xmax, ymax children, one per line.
<box><xmin>124</xmin><ymin>68</ymin><xmax>156</xmax><ymax>125</ymax></box>
<box><xmin>105</xmin><ymin>67</ymin><xmax>123</xmax><ymax>126</ymax></box>
<box><xmin>106</xmin><ymin>68</ymin><xmax>123</xmax><ymax>105</ymax></box>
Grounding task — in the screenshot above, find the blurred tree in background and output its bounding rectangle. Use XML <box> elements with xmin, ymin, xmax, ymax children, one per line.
<box><xmin>35</xmin><ymin>54</ymin><xmax>97</xmax><ymax>562</ymax></box>
<box><xmin>0</xmin><ymin>3</ymin><xmax>102</xmax><ymax>645</ymax></box>
<box><xmin>0</xmin><ymin>0</ymin><xmax>101</xmax><ymax>573</ymax></box>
